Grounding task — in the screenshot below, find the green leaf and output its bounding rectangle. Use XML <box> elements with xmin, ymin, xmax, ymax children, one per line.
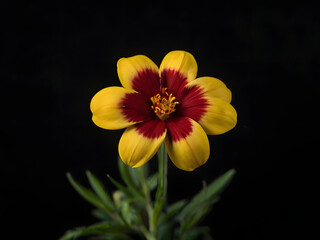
<box><xmin>167</xmin><ymin>199</ymin><xmax>188</xmax><ymax>216</ymax></box>
<box><xmin>118</xmin><ymin>199</ymin><xmax>140</xmax><ymax>225</ymax></box>
<box><xmin>177</xmin><ymin>169</ymin><xmax>236</xmax><ymax>234</ymax></box>
<box><xmin>160</xmin><ymin>199</ymin><xmax>187</xmax><ymax>224</ymax></box>
<box><xmin>86</xmin><ymin>171</ymin><xmax>115</xmax><ymax>212</ymax></box>
<box><xmin>117</xmin><ymin>157</ymin><xmax>144</xmax><ymax>200</ymax></box>
<box><xmin>180</xmin><ymin>196</ymin><xmax>219</xmax><ymax>234</ymax></box>
<box><xmin>127</xmin><ymin>164</ymin><xmax>146</xmax><ymax>189</ymax></box>
<box><xmin>180</xmin><ymin>226</ymin><xmax>212</xmax><ymax>240</ymax></box>
<box><xmin>158</xmin><ymin>222</ymin><xmax>174</xmax><ymax>240</ymax></box>
<box><xmin>202</xmin><ymin>168</ymin><xmax>236</xmax><ymax>197</ymax></box>
<box><xmin>117</xmin><ymin>157</ymin><xmax>138</xmax><ymax>189</ymax></box>
<box><xmin>59</xmin><ymin>222</ymin><xmax>133</xmax><ymax>240</ymax></box>
<box><xmin>59</xmin><ymin>230</ymin><xmax>77</xmax><ymax>240</ymax></box>
<box><xmin>146</xmin><ymin>173</ymin><xmax>158</xmax><ymax>191</ymax></box>
<box><xmin>67</xmin><ymin>172</ymin><xmax>105</xmax><ymax>210</ymax></box>
<box><xmin>178</xmin><ymin>169</ymin><xmax>236</xmax><ymax>220</ymax></box>
<box><xmin>151</xmin><ymin>197</ymin><xmax>165</xmax><ymax>229</ymax></box>
<box><xmin>107</xmin><ymin>174</ymin><xmax>133</xmax><ymax>197</ymax></box>
<box><xmin>91</xmin><ymin>234</ymin><xmax>134</xmax><ymax>240</ymax></box>
<box><xmin>92</xmin><ymin>209</ymin><xmax>114</xmax><ymax>221</ymax></box>
<box><xmin>80</xmin><ymin>222</ymin><xmax>128</xmax><ymax>234</ymax></box>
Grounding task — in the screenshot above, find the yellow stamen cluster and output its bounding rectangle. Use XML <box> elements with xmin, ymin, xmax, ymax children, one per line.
<box><xmin>150</xmin><ymin>88</ymin><xmax>179</xmax><ymax>121</ymax></box>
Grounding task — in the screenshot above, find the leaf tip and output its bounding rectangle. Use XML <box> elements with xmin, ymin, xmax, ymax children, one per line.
<box><xmin>227</xmin><ymin>168</ymin><xmax>237</xmax><ymax>178</ymax></box>
<box><xmin>66</xmin><ymin>172</ymin><xmax>73</xmax><ymax>181</ymax></box>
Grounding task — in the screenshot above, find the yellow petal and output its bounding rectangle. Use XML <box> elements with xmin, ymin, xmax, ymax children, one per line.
<box><xmin>119</xmin><ymin>120</ymin><xmax>167</xmax><ymax>168</ymax></box>
<box><xmin>159</xmin><ymin>50</ymin><xmax>198</xmax><ymax>83</ymax></box>
<box><xmin>90</xmin><ymin>86</ymin><xmax>146</xmax><ymax>130</ymax></box>
<box><xmin>117</xmin><ymin>55</ymin><xmax>160</xmax><ymax>98</ymax></box>
<box><xmin>186</xmin><ymin>77</ymin><xmax>232</xmax><ymax>103</ymax></box>
<box><xmin>165</xmin><ymin>117</ymin><xmax>209</xmax><ymax>171</ymax></box>
<box><xmin>199</xmin><ymin>97</ymin><xmax>237</xmax><ymax>135</ymax></box>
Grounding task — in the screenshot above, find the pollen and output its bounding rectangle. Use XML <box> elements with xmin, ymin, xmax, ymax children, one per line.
<box><xmin>150</xmin><ymin>88</ymin><xmax>179</xmax><ymax>121</ymax></box>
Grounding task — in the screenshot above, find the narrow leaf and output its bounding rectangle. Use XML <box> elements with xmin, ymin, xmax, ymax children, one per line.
<box><xmin>202</xmin><ymin>168</ymin><xmax>236</xmax><ymax>197</ymax></box>
<box><xmin>178</xmin><ymin>169</ymin><xmax>236</xmax><ymax>221</ymax></box>
<box><xmin>59</xmin><ymin>230</ymin><xmax>77</xmax><ymax>240</ymax></box>
<box><xmin>59</xmin><ymin>222</ymin><xmax>133</xmax><ymax>240</ymax></box>
<box><xmin>117</xmin><ymin>157</ymin><xmax>144</xmax><ymax>199</ymax></box>
<box><xmin>67</xmin><ymin>173</ymin><xmax>105</xmax><ymax>210</ymax></box>
<box><xmin>181</xmin><ymin>196</ymin><xmax>219</xmax><ymax>233</ymax></box>
<box><xmin>158</xmin><ymin>222</ymin><xmax>174</xmax><ymax>240</ymax></box>
<box><xmin>107</xmin><ymin>174</ymin><xmax>132</xmax><ymax>197</ymax></box>
<box><xmin>118</xmin><ymin>157</ymin><xmax>138</xmax><ymax>189</ymax></box>
<box><xmin>127</xmin><ymin>164</ymin><xmax>145</xmax><ymax>188</ymax></box>
<box><xmin>181</xmin><ymin>226</ymin><xmax>211</xmax><ymax>240</ymax></box>
<box><xmin>146</xmin><ymin>173</ymin><xmax>158</xmax><ymax>191</ymax></box>
<box><xmin>177</xmin><ymin>169</ymin><xmax>236</xmax><ymax>234</ymax></box>
<box><xmin>160</xmin><ymin>199</ymin><xmax>187</xmax><ymax>224</ymax></box>
<box><xmin>86</xmin><ymin>171</ymin><xmax>115</xmax><ymax>211</ymax></box>
<box><xmin>151</xmin><ymin>197</ymin><xmax>165</xmax><ymax>229</ymax></box>
<box><xmin>92</xmin><ymin>209</ymin><xmax>114</xmax><ymax>221</ymax></box>
<box><xmin>78</xmin><ymin>222</ymin><xmax>129</xmax><ymax>234</ymax></box>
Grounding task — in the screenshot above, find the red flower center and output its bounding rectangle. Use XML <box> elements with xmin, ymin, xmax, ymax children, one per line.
<box><xmin>150</xmin><ymin>87</ymin><xmax>179</xmax><ymax>121</ymax></box>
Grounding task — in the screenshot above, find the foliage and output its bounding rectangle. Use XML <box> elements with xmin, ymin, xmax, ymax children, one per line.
<box><xmin>60</xmin><ymin>159</ymin><xmax>235</xmax><ymax>240</ymax></box>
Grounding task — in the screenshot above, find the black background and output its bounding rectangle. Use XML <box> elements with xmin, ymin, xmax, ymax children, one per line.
<box><xmin>1</xmin><ymin>1</ymin><xmax>318</xmax><ymax>239</ymax></box>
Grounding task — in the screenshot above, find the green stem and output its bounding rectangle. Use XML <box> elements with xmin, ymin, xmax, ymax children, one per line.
<box><xmin>151</xmin><ymin>142</ymin><xmax>168</xmax><ymax>237</ymax></box>
<box><xmin>138</xmin><ymin>225</ymin><xmax>156</xmax><ymax>240</ymax></box>
<box><xmin>156</xmin><ymin>142</ymin><xmax>168</xmax><ymax>200</ymax></box>
<box><xmin>138</xmin><ymin>166</ymin><xmax>154</xmax><ymax>233</ymax></box>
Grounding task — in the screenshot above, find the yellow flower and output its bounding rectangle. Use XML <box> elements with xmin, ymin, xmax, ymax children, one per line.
<box><xmin>90</xmin><ymin>51</ymin><xmax>237</xmax><ymax>171</ymax></box>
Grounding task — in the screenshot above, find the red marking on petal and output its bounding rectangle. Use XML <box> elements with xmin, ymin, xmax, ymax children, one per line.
<box><xmin>160</xmin><ymin>69</ymin><xmax>188</xmax><ymax>100</ymax></box>
<box><xmin>119</xmin><ymin>93</ymin><xmax>154</xmax><ymax>122</ymax></box>
<box><xmin>166</xmin><ymin>117</ymin><xmax>193</xmax><ymax>142</ymax></box>
<box><xmin>136</xmin><ymin>119</ymin><xmax>166</xmax><ymax>139</ymax></box>
<box><xmin>178</xmin><ymin>85</ymin><xmax>209</xmax><ymax>122</ymax></box>
<box><xmin>132</xmin><ymin>68</ymin><xmax>161</xmax><ymax>98</ymax></box>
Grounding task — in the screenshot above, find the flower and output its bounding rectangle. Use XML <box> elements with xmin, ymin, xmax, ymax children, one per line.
<box><xmin>90</xmin><ymin>51</ymin><xmax>237</xmax><ymax>171</ymax></box>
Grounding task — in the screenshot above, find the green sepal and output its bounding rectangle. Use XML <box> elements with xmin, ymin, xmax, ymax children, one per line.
<box><xmin>86</xmin><ymin>171</ymin><xmax>116</xmax><ymax>212</ymax></box>
<box><xmin>67</xmin><ymin>172</ymin><xmax>106</xmax><ymax>210</ymax></box>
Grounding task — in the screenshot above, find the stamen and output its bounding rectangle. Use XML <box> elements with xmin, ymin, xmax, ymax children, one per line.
<box><xmin>150</xmin><ymin>88</ymin><xmax>179</xmax><ymax>121</ymax></box>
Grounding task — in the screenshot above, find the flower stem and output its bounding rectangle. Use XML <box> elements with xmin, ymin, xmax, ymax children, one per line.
<box><xmin>156</xmin><ymin>142</ymin><xmax>168</xmax><ymax>200</ymax></box>
<box><xmin>138</xmin><ymin>166</ymin><xmax>154</xmax><ymax>234</ymax></box>
<box><xmin>150</xmin><ymin>142</ymin><xmax>168</xmax><ymax>237</ymax></box>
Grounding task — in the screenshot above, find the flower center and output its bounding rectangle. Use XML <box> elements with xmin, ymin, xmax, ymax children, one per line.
<box><xmin>150</xmin><ymin>88</ymin><xmax>179</xmax><ymax>121</ymax></box>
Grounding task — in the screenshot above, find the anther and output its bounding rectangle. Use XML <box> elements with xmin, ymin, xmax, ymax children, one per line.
<box><xmin>150</xmin><ymin>88</ymin><xmax>179</xmax><ymax>121</ymax></box>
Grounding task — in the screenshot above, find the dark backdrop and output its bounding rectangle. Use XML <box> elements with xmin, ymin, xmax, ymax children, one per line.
<box><xmin>1</xmin><ymin>1</ymin><xmax>318</xmax><ymax>239</ymax></box>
